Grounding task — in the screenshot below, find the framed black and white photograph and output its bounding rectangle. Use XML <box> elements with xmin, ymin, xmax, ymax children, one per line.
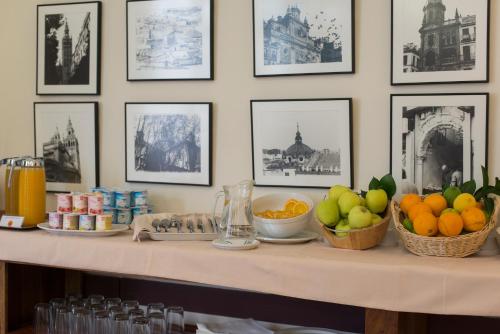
<box><xmin>253</xmin><ymin>0</ymin><xmax>354</xmax><ymax>77</ymax></box>
<box><xmin>34</xmin><ymin>102</ymin><xmax>99</xmax><ymax>193</ymax></box>
<box><xmin>125</xmin><ymin>103</ymin><xmax>212</xmax><ymax>186</ymax></box>
<box><xmin>126</xmin><ymin>0</ymin><xmax>214</xmax><ymax>81</ymax></box>
<box><xmin>37</xmin><ymin>2</ymin><xmax>102</xmax><ymax>95</ymax></box>
<box><xmin>251</xmin><ymin>99</ymin><xmax>353</xmax><ymax>189</ymax></box>
<box><xmin>391</xmin><ymin>94</ymin><xmax>489</xmax><ymax>195</ymax></box>
<box><xmin>391</xmin><ymin>0</ymin><xmax>490</xmax><ymax>85</ymax></box>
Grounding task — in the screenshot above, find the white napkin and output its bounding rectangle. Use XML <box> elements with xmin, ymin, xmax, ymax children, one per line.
<box><xmin>196</xmin><ymin>319</ymin><xmax>274</xmax><ymax>334</ymax></box>
<box><xmin>131</xmin><ymin>213</ymin><xmax>213</xmax><ymax>241</ymax></box>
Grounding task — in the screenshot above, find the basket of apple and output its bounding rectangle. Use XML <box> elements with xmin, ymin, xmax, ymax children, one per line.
<box><xmin>315</xmin><ymin>174</ymin><xmax>396</xmax><ymax>250</ymax></box>
<box><xmin>392</xmin><ymin>167</ymin><xmax>500</xmax><ymax>258</ymax></box>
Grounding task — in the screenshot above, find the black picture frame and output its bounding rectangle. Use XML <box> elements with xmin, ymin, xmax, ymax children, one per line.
<box><xmin>34</xmin><ymin>102</ymin><xmax>100</xmax><ymax>193</ymax></box>
<box><xmin>126</xmin><ymin>0</ymin><xmax>214</xmax><ymax>81</ymax></box>
<box><xmin>250</xmin><ymin>98</ymin><xmax>354</xmax><ymax>189</ymax></box>
<box><xmin>36</xmin><ymin>1</ymin><xmax>102</xmax><ymax>95</ymax></box>
<box><xmin>391</xmin><ymin>0</ymin><xmax>490</xmax><ymax>86</ymax></box>
<box><xmin>125</xmin><ymin>102</ymin><xmax>213</xmax><ymax>186</ymax></box>
<box><xmin>390</xmin><ymin>93</ymin><xmax>489</xmax><ymax>195</ymax></box>
<box><xmin>252</xmin><ymin>0</ymin><xmax>355</xmax><ymax>77</ymax></box>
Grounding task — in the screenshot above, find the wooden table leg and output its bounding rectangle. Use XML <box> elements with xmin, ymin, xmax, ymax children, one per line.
<box><xmin>365</xmin><ymin>308</ymin><xmax>428</xmax><ymax>334</ymax></box>
<box><xmin>0</xmin><ymin>261</ymin><xmax>7</xmax><ymax>334</ymax></box>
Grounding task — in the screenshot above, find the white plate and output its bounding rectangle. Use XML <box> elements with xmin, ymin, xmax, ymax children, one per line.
<box><xmin>256</xmin><ymin>231</ymin><xmax>319</xmax><ymax>244</ymax></box>
<box><xmin>146</xmin><ymin>231</ymin><xmax>218</xmax><ymax>241</ymax></box>
<box><xmin>276</xmin><ymin>328</ymin><xmax>341</xmax><ymax>334</ymax></box>
<box><xmin>212</xmin><ymin>239</ymin><xmax>260</xmax><ymax>250</ymax></box>
<box><xmin>37</xmin><ymin>223</ymin><xmax>129</xmax><ymax>237</ymax></box>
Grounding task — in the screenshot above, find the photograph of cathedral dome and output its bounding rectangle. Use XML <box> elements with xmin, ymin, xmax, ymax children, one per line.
<box><xmin>37</xmin><ymin>2</ymin><xmax>101</xmax><ymax>94</ymax></box>
<box><xmin>251</xmin><ymin>99</ymin><xmax>353</xmax><ymax>189</ymax></box>
<box><xmin>253</xmin><ymin>0</ymin><xmax>354</xmax><ymax>76</ymax></box>
<box><xmin>392</xmin><ymin>0</ymin><xmax>489</xmax><ymax>84</ymax></box>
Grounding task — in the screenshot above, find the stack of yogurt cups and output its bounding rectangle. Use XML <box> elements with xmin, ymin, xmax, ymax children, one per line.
<box><xmin>90</xmin><ymin>188</ymin><xmax>151</xmax><ymax>225</ymax></box>
<box><xmin>49</xmin><ymin>193</ymin><xmax>113</xmax><ymax>231</ymax></box>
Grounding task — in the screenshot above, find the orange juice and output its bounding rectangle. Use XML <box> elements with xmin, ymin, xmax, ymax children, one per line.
<box><xmin>18</xmin><ymin>165</ymin><xmax>46</xmax><ymax>226</ymax></box>
<box><xmin>4</xmin><ymin>166</ymin><xmax>20</xmax><ymax>215</ymax></box>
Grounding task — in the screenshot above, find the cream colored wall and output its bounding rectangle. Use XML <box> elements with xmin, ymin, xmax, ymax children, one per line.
<box><xmin>0</xmin><ymin>0</ymin><xmax>498</xmax><ymax>213</ymax></box>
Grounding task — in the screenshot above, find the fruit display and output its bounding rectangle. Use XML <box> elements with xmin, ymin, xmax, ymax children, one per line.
<box><xmin>316</xmin><ymin>174</ymin><xmax>396</xmax><ymax>237</ymax></box>
<box><xmin>255</xmin><ymin>198</ymin><xmax>309</xmax><ymax>219</ymax></box>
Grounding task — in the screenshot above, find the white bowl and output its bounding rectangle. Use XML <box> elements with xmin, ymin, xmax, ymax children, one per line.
<box><xmin>252</xmin><ymin>193</ymin><xmax>314</xmax><ymax>238</ymax></box>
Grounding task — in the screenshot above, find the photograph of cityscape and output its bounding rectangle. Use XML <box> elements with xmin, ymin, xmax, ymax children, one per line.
<box><xmin>254</xmin><ymin>0</ymin><xmax>354</xmax><ymax>76</ymax></box>
<box><xmin>127</xmin><ymin>0</ymin><xmax>213</xmax><ymax>80</ymax></box>
<box><xmin>392</xmin><ymin>0</ymin><xmax>489</xmax><ymax>84</ymax></box>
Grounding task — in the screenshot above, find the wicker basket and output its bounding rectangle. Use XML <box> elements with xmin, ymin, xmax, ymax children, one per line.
<box><xmin>391</xmin><ymin>198</ymin><xmax>499</xmax><ymax>257</ymax></box>
<box><xmin>315</xmin><ymin>208</ymin><xmax>391</xmax><ymax>250</ymax></box>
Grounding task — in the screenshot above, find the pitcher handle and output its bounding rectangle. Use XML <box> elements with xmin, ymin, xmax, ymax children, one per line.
<box><xmin>212</xmin><ymin>191</ymin><xmax>225</xmax><ymax>231</ymax></box>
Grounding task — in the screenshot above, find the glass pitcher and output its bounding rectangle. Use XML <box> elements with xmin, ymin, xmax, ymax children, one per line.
<box><xmin>2</xmin><ymin>158</ymin><xmax>21</xmax><ymax>216</ymax></box>
<box><xmin>18</xmin><ymin>158</ymin><xmax>46</xmax><ymax>226</ymax></box>
<box><xmin>212</xmin><ymin>180</ymin><xmax>255</xmax><ymax>243</ymax></box>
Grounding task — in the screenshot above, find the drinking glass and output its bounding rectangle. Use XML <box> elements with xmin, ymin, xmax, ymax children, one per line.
<box><xmin>109</xmin><ymin>306</ymin><xmax>125</xmax><ymax>320</ymax></box>
<box><xmin>105</xmin><ymin>297</ymin><xmax>122</xmax><ymax>309</ymax></box>
<box><xmin>131</xmin><ymin>317</ymin><xmax>151</xmax><ymax>334</ymax></box>
<box><xmin>90</xmin><ymin>303</ymin><xmax>106</xmax><ymax>317</ymax></box>
<box><xmin>33</xmin><ymin>303</ymin><xmax>50</xmax><ymax>334</ymax></box>
<box><xmin>122</xmin><ymin>300</ymin><xmax>140</xmax><ymax>314</ymax></box>
<box><xmin>49</xmin><ymin>298</ymin><xmax>67</xmax><ymax>331</ymax></box>
<box><xmin>54</xmin><ymin>306</ymin><xmax>71</xmax><ymax>334</ymax></box>
<box><xmin>94</xmin><ymin>311</ymin><xmax>110</xmax><ymax>334</ymax></box>
<box><xmin>69</xmin><ymin>301</ymin><xmax>85</xmax><ymax>312</ymax></box>
<box><xmin>72</xmin><ymin>308</ymin><xmax>92</xmax><ymax>334</ymax></box>
<box><xmin>166</xmin><ymin>307</ymin><xmax>184</xmax><ymax>334</ymax></box>
<box><xmin>112</xmin><ymin>313</ymin><xmax>130</xmax><ymax>334</ymax></box>
<box><xmin>146</xmin><ymin>302</ymin><xmax>165</xmax><ymax>316</ymax></box>
<box><xmin>65</xmin><ymin>294</ymin><xmax>82</xmax><ymax>305</ymax></box>
<box><xmin>89</xmin><ymin>294</ymin><xmax>105</xmax><ymax>305</ymax></box>
<box><xmin>148</xmin><ymin>312</ymin><xmax>166</xmax><ymax>334</ymax></box>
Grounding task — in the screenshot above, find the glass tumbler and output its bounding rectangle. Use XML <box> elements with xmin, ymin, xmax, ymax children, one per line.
<box><xmin>54</xmin><ymin>306</ymin><xmax>71</xmax><ymax>334</ymax></box>
<box><xmin>72</xmin><ymin>308</ymin><xmax>92</xmax><ymax>334</ymax></box>
<box><xmin>105</xmin><ymin>298</ymin><xmax>122</xmax><ymax>310</ymax></box>
<box><xmin>33</xmin><ymin>303</ymin><xmax>50</xmax><ymax>334</ymax></box>
<box><xmin>146</xmin><ymin>302</ymin><xmax>165</xmax><ymax>316</ymax></box>
<box><xmin>148</xmin><ymin>312</ymin><xmax>166</xmax><ymax>334</ymax></box>
<box><xmin>122</xmin><ymin>300</ymin><xmax>140</xmax><ymax>314</ymax></box>
<box><xmin>131</xmin><ymin>317</ymin><xmax>151</xmax><ymax>334</ymax></box>
<box><xmin>49</xmin><ymin>298</ymin><xmax>66</xmax><ymax>331</ymax></box>
<box><xmin>94</xmin><ymin>311</ymin><xmax>110</xmax><ymax>334</ymax></box>
<box><xmin>89</xmin><ymin>294</ymin><xmax>105</xmax><ymax>305</ymax></box>
<box><xmin>166</xmin><ymin>306</ymin><xmax>184</xmax><ymax>334</ymax></box>
<box><xmin>112</xmin><ymin>313</ymin><xmax>130</xmax><ymax>334</ymax></box>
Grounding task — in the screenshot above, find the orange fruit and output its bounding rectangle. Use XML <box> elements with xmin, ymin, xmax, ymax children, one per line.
<box><xmin>284</xmin><ymin>199</ymin><xmax>299</xmax><ymax>211</ymax></box>
<box><xmin>292</xmin><ymin>201</ymin><xmax>309</xmax><ymax>216</ymax></box>
<box><xmin>424</xmin><ymin>193</ymin><xmax>448</xmax><ymax>216</ymax></box>
<box><xmin>408</xmin><ymin>202</ymin><xmax>433</xmax><ymax>222</ymax></box>
<box><xmin>438</xmin><ymin>212</ymin><xmax>464</xmax><ymax>237</ymax></box>
<box><xmin>400</xmin><ymin>194</ymin><xmax>422</xmax><ymax>214</ymax></box>
<box><xmin>413</xmin><ymin>212</ymin><xmax>438</xmax><ymax>237</ymax></box>
<box><xmin>461</xmin><ymin>207</ymin><xmax>487</xmax><ymax>232</ymax></box>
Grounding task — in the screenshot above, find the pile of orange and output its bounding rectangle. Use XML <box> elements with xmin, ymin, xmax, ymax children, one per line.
<box><xmin>256</xmin><ymin>198</ymin><xmax>309</xmax><ymax>219</ymax></box>
<box><xmin>400</xmin><ymin>192</ymin><xmax>487</xmax><ymax>237</ymax></box>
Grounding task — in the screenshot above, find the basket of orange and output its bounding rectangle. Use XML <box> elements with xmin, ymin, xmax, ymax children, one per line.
<box><xmin>392</xmin><ymin>167</ymin><xmax>500</xmax><ymax>257</ymax></box>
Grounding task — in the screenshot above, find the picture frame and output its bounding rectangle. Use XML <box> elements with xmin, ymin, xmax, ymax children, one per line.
<box><xmin>252</xmin><ymin>0</ymin><xmax>355</xmax><ymax>77</ymax></box>
<box><xmin>391</xmin><ymin>0</ymin><xmax>490</xmax><ymax>85</ymax></box>
<box><xmin>125</xmin><ymin>102</ymin><xmax>212</xmax><ymax>186</ymax></box>
<box><xmin>36</xmin><ymin>1</ymin><xmax>102</xmax><ymax>95</ymax></box>
<box><xmin>390</xmin><ymin>93</ymin><xmax>489</xmax><ymax>195</ymax></box>
<box><xmin>251</xmin><ymin>98</ymin><xmax>353</xmax><ymax>189</ymax></box>
<box><xmin>126</xmin><ymin>0</ymin><xmax>214</xmax><ymax>81</ymax></box>
<box><xmin>34</xmin><ymin>102</ymin><xmax>100</xmax><ymax>193</ymax></box>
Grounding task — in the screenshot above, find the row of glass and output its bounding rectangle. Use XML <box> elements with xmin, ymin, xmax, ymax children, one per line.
<box><xmin>33</xmin><ymin>295</ymin><xmax>184</xmax><ymax>334</ymax></box>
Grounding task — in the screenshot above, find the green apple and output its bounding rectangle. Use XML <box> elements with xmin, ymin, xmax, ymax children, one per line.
<box><xmin>328</xmin><ymin>185</ymin><xmax>351</xmax><ymax>202</ymax></box>
<box><xmin>338</xmin><ymin>192</ymin><xmax>362</xmax><ymax>217</ymax></box>
<box><xmin>335</xmin><ymin>220</ymin><xmax>351</xmax><ymax>237</ymax></box>
<box><xmin>444</xmin><ymin>186</ymin><xmax>461</xmax><ymax>208</ymax></box>
<box><xmin>366</xmin><ymin>189</ymin><xmax>388</xmax><ymax>214</ymax></box>
<box><xmin>348</xmin><ymin>206</ymin><xmax>373</xmax><ymax>229</ymax></box>
<box><xmin>440</xmin><ymin>208</ymin><xmax>459</xmax><ymax>216</ymax></box>
<box><xmin>371</xmin><ymin>213</ymin><xmax>383</xmax><ymax>225</ymax></box>
<box><xmin>316</xmin><ymin>198</ymin><xmax>340</xmax><ymax>227</ymax></box>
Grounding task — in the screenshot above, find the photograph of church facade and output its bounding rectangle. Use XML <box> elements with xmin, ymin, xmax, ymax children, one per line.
<box><xmin>401</xmin><ymin>0</ymin><xmax>476</xmax><ymax>73</ymax></box>
<box><xmin>263</xmin><ymin>5</ymin><xmax>342</xmax><ymax>66</ymax></box>
<box><xmin>43</xmin><ymin>118</ymin><xmax>82</xmax><ymax>184</ymax></box>
<box><xmin>44</xmin><ymin>11</ymin><xmax>91</xmax><ymax>85</ymax></box>
<box><xmin>262</xmin><ymin>124</ymin><xmax>341</xmax><ymax>177</ymax></box>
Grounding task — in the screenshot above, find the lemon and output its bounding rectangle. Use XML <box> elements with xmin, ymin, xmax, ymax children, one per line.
<box><xmin>453</xmin><ymin>193</ymin><xmax>477</xmax><ymax>213</ymax></box>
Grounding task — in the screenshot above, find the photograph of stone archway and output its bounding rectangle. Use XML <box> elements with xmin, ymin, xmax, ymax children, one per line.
<box><xmin>391</xmin><ymin>94</ymin><xmax>488</xmax><ymax>195</ymax></box>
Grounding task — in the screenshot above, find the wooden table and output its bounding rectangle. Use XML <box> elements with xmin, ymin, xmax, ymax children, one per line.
<box><xmin>0</xmin><ymin>228</ymin><xmax>499</xmax><ymax>333</ymax></box>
